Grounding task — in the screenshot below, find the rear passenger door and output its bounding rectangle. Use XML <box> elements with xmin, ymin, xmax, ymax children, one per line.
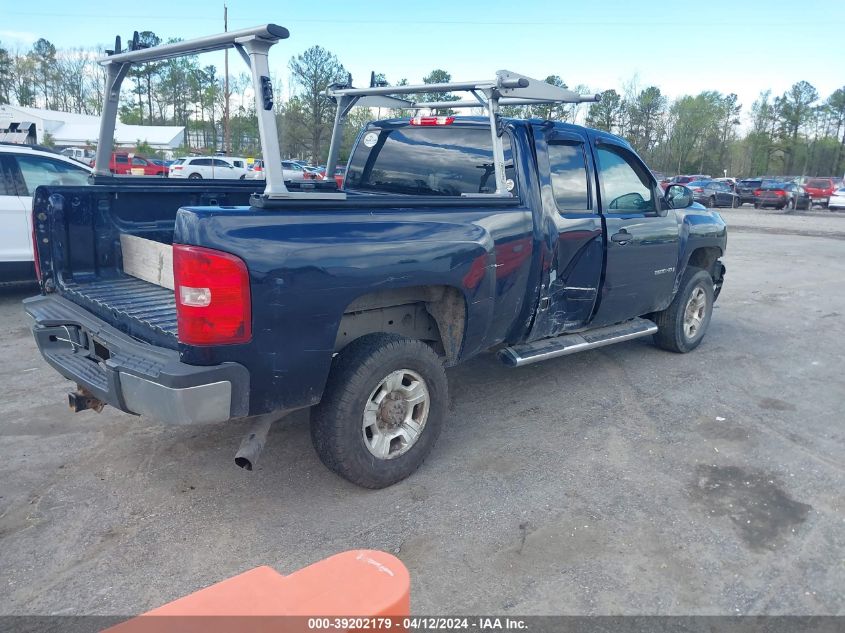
<box><xmin>590</xmin><ymin>137</ymin><xmax>679</xmax><ymax>326</ymax></box>
<box><xmin>0</xmin><ymin>156</ymin><xmax>29</xmax><ymax>266</ymax></box>
<box><xmin>527</xmin><ymin>125</ymin><xmax>604</xmax><ymax>340</ymax></box>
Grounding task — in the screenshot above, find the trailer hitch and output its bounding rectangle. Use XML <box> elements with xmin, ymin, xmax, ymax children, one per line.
<box><xmin>68</xmin><ymin>386</ymin><xmax>106</xmax><ymax>413</ymax></box>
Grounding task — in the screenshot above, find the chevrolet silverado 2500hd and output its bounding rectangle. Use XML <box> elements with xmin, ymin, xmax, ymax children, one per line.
<box><xmin>24</xmin><ymin>25</ymin><xmax>726</xmax><ymax>488</ymax></box>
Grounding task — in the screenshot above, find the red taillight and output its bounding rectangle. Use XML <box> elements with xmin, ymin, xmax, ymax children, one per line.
<box><xmin>692</xmin><ymin>187</ymin><xmax>703</xmax><ymax>193</ymax></box>
<box><xmin>173</xmin><ymin>245</ymin><xmax>251</xmax><ymax>345</ymax></box>
<box><xmin>172</xmin><ymin>165</ymin><xmax>182</xmax><ymax>171</ymax></box>
<box><xmin>409</xmin><ymin>115</ymin><xmax>455</xmax><ymax>126</ymax></box>
<box><xmin>776</xmin><ymin>190</ymin><xmax>785</xmax><ymax>196</ymax></box>
<box><xmin>754</xmin><ymin>189</ymin><xmax>762</xmax><ymax>196</ymax></box>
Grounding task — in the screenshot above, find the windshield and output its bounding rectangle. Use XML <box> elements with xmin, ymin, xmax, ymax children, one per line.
<box><xmin>806</xmin><ymin>179</ymin><xmax>831</xmax><ymax>188</ymax></box>
<box><xmin>761</xmin><ymin>181</ymin><xmax>786</xmax><ymax>190</ymax></box>
<box><xmin>346</xmin><ymin>125</ymin><xmax>514</xmax><ymax>196</ymax></box>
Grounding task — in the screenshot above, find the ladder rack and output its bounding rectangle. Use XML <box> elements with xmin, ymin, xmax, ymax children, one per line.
<box><xmin>92</xmin><ymin>24</ymin><xmax>599</xmax><ymax>202</ymax></box>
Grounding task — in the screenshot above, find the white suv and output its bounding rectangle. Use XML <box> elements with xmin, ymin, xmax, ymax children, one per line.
<box><xmin>0</xmin><ymin>143</ymin><xmax>91</xmax><ymax>283</ymax></box>
<box><xmin>169</xmin><ymin>156</ymin><xmax>248</xmax><ymax>180</ymax></box>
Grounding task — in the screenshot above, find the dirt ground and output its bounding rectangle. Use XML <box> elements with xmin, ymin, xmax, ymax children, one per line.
<box><xmin>1</xmin><ymin>218</ymin><xmax>843</xmax><ymax>616</ymax></box>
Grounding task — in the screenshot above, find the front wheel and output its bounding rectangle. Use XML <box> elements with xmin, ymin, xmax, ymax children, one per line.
<box><xmin>652</xmin><ymin>267</ymin><xmax>715</xmax><ymax>353</ymax></box>
<box><xmin>188</xmin><ymin>173</ymin><xmax>202</xmax><ymax>180</ymax></box>
<box><xmin>707</xmin><ymin>196</ymin><xmax>716</xmax><ymax>208</ymax></box>
<box><xmin>310</xmin><ymin>333</ymin><xmax>447</xmax><ymax>488</ymax></box>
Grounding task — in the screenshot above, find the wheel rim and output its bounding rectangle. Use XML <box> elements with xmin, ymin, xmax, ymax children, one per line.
<box><xmin>683</xmin><ymin>286</ymin><xmax>707</xmax><ymax>340</ymax></box>
<box><xmin>362</xmin><ymin>369</ymin><xmax>430</xmax><ymax>460</ymax></box>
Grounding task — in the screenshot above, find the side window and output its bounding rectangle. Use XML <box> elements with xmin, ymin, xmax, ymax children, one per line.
<box><xmin>14</xmin><ymin>156</ymin><xmax>90</xmax><ymax>195</ymax></box>
<box><xmin>131</xmin><ymin>157</ymin><xmax>148</xmax><ymax>166</ymax></box>
<box><xmin>548</xmin><ymin>141</ymin><xmax>590</xmax><ymax>212</ymax></box>
<box><xmin>232</xmin><ymin>160</ymin><xmax>244</xmax><ymax>168</ymax></box>
<box><xmin>115</xmin><ymin>155</ymin><xmax>129</xmax><ymax>164</ymax></box>
<box><xmin>596</xmin><ymin>145</ymin><xmax>655</xmax><ymax>213</ymax></box>
<box><xmin>212</xmin><ymin>159</ymin><xmax>231</xmax><ymax>168</ymax></box>
<box><xmin>194</xmin><ymin>158</ymin><xmax>212</xmax><ymax>166</ymax></box>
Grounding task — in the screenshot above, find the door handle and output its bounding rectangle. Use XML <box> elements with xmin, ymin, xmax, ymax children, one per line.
<box><xmin>611</xmin><ymin>229</ymin><xmax>631</xmax><ymax>244</ymax></box>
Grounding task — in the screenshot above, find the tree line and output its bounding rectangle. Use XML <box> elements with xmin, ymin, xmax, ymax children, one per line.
<box><xmin>1</xmin><ymin>34</ymin><xmax>843</xmax><ymax>177</ymax></box>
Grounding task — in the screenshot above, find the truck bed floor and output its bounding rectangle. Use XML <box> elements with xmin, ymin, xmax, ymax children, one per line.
<box><xmin>61</xmin><ymin>276</ymin><xmax>177</xmax><ymax>341</ymax></box>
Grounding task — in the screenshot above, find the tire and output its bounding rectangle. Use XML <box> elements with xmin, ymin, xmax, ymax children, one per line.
<box><xmin>707</xmin><ymin>196</ymin><xmax>716</xmax><ymax>208</ymax></box>
<box><xmin>652</xmin><ymin>267</ymin><xmax>714</xmax><ymax>353</ymax></box>
<box><xmin>731</xmin><ymin>196</ymin><xmax>739</xmax><ymax>208</ymax></box>
<box><xmin>754</xmin><ymin>202</ymin><xmax>760</xmax><ymax>209</ymax></box>
<box><xmin>188</xmin><ymin>173</ymin><xmax>202</xmax><ymax>180</ymax></box>
<box><xmin>310</xmin><ymin>333</ymin><xmax>448</xmax><ymax>488</ymax></box>
<box><xmin>784</xmin><ymin>198</ymin><xmax>795</xmax><ymax>211</ymax></box>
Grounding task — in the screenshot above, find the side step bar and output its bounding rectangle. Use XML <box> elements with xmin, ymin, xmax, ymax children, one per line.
<box><xmin>498</xmin><ymin>317</ymin><xmax>658</xmax><ymax>367</ymax></box>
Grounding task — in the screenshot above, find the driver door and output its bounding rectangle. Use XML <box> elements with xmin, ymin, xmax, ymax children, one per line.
<box><xmin>590</xmin><ymin>138</ymin><xmax>680</xmax><ymax>326</ymax></box>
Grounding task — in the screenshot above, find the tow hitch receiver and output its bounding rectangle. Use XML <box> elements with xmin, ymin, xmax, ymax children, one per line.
<box><xmin>68</xmin><ymin>386</ymin><xmax>106</xmax><ymax>413</ymax></box>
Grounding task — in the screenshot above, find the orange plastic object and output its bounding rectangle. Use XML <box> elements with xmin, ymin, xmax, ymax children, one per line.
<box><xmin>104</xmin><ymin>549</ymin><xmax>410</xmax><ymax>633</ymax></box>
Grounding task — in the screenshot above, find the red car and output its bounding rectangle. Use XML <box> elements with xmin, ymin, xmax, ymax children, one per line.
<box><xmin>804</xmin><ymin>178</ymin><xmax>836</xmax><ymax>208</ymax></box>
<box><xmin>92</xmin><ymin>152</ymin><xmax>168</xmax><ymax>176</ymax></box>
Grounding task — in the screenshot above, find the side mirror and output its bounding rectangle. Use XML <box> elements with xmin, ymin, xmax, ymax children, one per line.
<box><xmin>665</xmin><ymin>184</ymin><xmax>693</xmax><ymax>209</ymax></box>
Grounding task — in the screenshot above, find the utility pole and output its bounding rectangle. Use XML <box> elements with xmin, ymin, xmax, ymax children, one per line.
<box><xmin>223</xmin><ymin>3</ymin><xmax>230</xmax><ymax>153</ymax></box>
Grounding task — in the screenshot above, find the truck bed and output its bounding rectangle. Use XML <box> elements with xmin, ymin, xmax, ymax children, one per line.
<box><xmin>60</xmin><ymin>275</ymin><xmax>177</xmax><ymax>347</ymax></box>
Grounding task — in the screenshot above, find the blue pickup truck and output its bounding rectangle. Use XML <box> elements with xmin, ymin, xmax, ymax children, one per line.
<box><xmin>23</xmin><ymin>27</ymin><xmax>726</xmax><ymax>488</ymax></box>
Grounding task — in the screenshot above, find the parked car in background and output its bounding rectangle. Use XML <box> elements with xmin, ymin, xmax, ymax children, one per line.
<box><xmin>714</xmin><ymin>177</ymin><xmax>736</xmax><ymax>191</ymax></box>
<box><xmin>736</xmin><ymin>179</ymin><xmax>762</xmax><ymax>206</ymax></box>
<box><xmin>754</xmin><ymin>181</ymin><xmax>810</xmax><ymax>210</ymax></box>
<box><xmin>804</xmin><ymin>178</ymin><xmax>836</xmax><ymax>208</ymax></box>
<box><xmin>246</xmin><ymin>160</ymin><xmax>310</xmax><ymax>182</ymax></box>
<box><xmin>169</xmin><ymin>156</ymin><xmax>247</xmax><ymax>180</ymax></box>
<box><xmin>92</xmin><ymin>152</ymin><xmax>168</xmax><ymax>176</ymax></box>
<box><xmin>60</xmin><ymin>147</ymin><xmax>95</xmax><ymax>164</ymax></box>
<box><xmin>687</xmin><ymin>180</ymin><xmax>739</xmax><ymax>208</ymax></box>
<box><xmin>0</xmin><ymin>143</ymin><xmax>91</xmax><ymax>282</ymax></box>
<box><xmin>827</xmin><ymin>187</ymin><xmax>845</xmax><ymax>211</ymax></box>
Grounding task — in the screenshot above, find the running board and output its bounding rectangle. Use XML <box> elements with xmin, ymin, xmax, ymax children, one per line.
<box><xmin>498</xmin><ymin>318</ymin><xmax>658</xmax><ymax>367</ymax></box>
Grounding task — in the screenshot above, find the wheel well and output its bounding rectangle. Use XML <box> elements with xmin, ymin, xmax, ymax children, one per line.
<box><xmin>335</xmin><ymin>285</ymin><xmax>466</xmax><ymax>364</ymax></box>
<box><xmin>686</xmin><ymin>247</ymin><xmax>721</xmax><ymax>277</ymax></box>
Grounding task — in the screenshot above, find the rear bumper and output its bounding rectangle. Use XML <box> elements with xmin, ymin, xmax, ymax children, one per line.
<box><xmin>24</xmin><ymin>294</ymin><xmax>249</xmax><ymax>424</ymax></box>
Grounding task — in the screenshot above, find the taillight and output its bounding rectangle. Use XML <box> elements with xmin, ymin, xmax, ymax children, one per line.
<box><xmin>410</xmin><ymin>115</ymin><xmax>455</xmax><ymax>126</ymax></box>
<box><xmin>172</xmin><ymin>165</ymin><xmax>182</xmax><ymax>171</ymax></box>
<box><xmin>754</xmin><ymin>189</ymin><xmax>762</xmax><ymax>196</ymax></box>
<box><xmin>692</xmin><ymin>187</ymin><xmax>703</xmax><ymax>193</ymax></box>
<box><xmin>173</xmin><ymin>245</ymin><xmax>251</xmax><ymax>345</ymax></box>
<box><xmin>776</xmin><ymin>190</ymin><xmax>785</xmax><ymax>196</ymax></box>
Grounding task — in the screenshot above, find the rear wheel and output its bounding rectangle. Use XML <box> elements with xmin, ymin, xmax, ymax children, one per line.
<box><xmin>310</xmin><ymin>333</ymin><xmax>447</xmax><ymax>488</ymax></box>
<box><xmin>652</xmin><ymin>267</ymin><xmax>714</xmax><ymax>353</ymax></box>
<box><xmin>784</xmin><ymin>198</ymin><xmax>795</xmax><ymax>211</ymax></box>
<box><xmin>707</xmin><ymin>196</ymin><xmax>716</xmax><ymax>208</ymax></box>
<box><xmin>731</xmin><ymin>196</ymin><xmax>739</xmax><ymax>208</ymax></box>
<box><xmin>754</xmin><ymin>202</ymin><xmax>761</xmax><ymax>209</ymax></box>
<box><xmin>188</xmin><ymin>173</ymin><xmax>202</xmax><ymax>180</ymax></box>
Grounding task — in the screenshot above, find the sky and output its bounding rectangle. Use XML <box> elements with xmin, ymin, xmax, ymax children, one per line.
<box><xmin>2</xmin><ymin>0</ymin><xmax>843</xmax><ymax>123</ymax></box>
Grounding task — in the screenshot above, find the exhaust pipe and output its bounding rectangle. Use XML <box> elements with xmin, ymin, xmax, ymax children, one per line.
<box><xmin>234</xmin><ymin>414</ymin><xmax>276</xmax><ymax>471</ymax></box>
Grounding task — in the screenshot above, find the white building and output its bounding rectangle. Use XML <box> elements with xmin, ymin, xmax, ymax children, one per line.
<box><xmin>0</xmin><ymin>105</ymin><xmax>184</xmax><ymax>152</ymax></box>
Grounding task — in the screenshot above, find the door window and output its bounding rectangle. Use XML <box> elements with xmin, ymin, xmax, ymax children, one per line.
<box><xmin>14</xmin><ymin>156</ymin><xmax>90</xmax><ymax>195</ymax></box>
<box><xmin>192</xmin><ymin>159</ymin><xmax>212</xmax><ymax>166</ymax></box>
<box><xmin>115</xmin><ymin>155</ymin><xmax>129</xmax><ymax>164</ymax></box>
<box><xmin>596</xmin><ymin>145</ymin><xmax>655</xmax><ymax>213</ymax></box>
<box><xmin>548</xmin><ymin>141</ymin><xmax>590</xmax><ymax>212</ymax></box>
<box><xmin>131</xmin><ymin>157</ymin><xmax>148</xmax><ymax>166</ymax></box>
<box><xmin>212</xmin><ymin>159</ymin><xmax>231</xmax><ymax>168</ymax></box>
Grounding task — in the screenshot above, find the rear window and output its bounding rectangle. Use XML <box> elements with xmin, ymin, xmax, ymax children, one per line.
<box><xmin>345</xmin><ymin>125</ymin><xmax>514</xmax><ymax>196</ymax></box>
<box><xmin>806</xmin><ymin>179</ymin><xmax>832</xmax><ymax>188</ymax></box>
<box><xmin>761</xmin><ymin>181</ymin><xmax>785</xmax><ymax>190</ymax></box>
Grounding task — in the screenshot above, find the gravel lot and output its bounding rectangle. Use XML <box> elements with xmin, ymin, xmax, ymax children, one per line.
<box><xmin>1</xmin><ymin>213</ymin><xmax>843</xmax><ymax>616</ymax></box>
